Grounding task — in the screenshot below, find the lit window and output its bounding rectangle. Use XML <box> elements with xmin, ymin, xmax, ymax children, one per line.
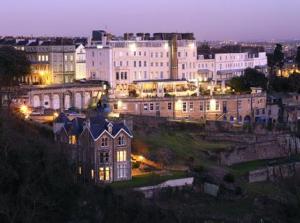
<box><xmin>91</xmin><ymin>169</ymin><xmax>94</xmax><ymax>179</ymax></box>
<box><xmin>143</xmin><ymin>103</ymin><xmax>148</xmax><ymax>111</ymax></box>
<box><xmin>99</xmin><ymin>167</ymin><xmax>110</xmax><ymax>181</ymax></box>
<box><xmin>69</xmin><ymin>135</ymin><xmax>77</xmax><ymax>145</ymax></box>
<box><xmin>117</xmin><ymin>150</ymin><xmax>127</xmax><ymax>162</ymax></box>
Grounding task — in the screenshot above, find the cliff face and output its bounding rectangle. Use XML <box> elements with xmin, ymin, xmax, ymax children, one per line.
<box><xmin>217</xmin><ymin>134</ymin><xmax>300</xmax><ymax>166</ymax></box>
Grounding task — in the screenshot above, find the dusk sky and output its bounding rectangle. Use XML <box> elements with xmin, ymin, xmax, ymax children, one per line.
<box><xmin>1</xmin><ymin>0</ymin><xmax>300</xmax><ymax>41</ymax></box>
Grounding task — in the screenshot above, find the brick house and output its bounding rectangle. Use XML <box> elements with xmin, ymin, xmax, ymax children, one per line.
<box><xmin>54</xmin><ymin>113</ymin><xmax>133</xmax><ymax>183</ymax></box>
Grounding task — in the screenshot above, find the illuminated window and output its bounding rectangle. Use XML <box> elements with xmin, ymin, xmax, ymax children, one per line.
<box><xmin>69</xmin><ymin>135</ymin><xmax>77</xmax><ymax>145</ymax></box>
<box><xmin>99</xmin><ymin>167</ymin><xmax>104</xmax><ymax>181</ymax></box>
<box><xmin>143</xmin><ymin>103</ymin><xmax>148</xmax><ymax>111</ymax></box>
<box><xmin>105</xmin><ymin>167</ymin><xmax>110</xmax><ymax>181</ymax></box>
<box><xmin>91</xmin><ymin>169</ymin><xmax>95</xmax><ymax>179</ymax></box>
<box><xmin>78</xmin><ymin>166</ymin><xmax>82</xmax><ymax>175</ymax></box>
<box><xmin>117</xmin><ymin>150</ymin><xmax>127</xmax><ymax>162</ymax></box>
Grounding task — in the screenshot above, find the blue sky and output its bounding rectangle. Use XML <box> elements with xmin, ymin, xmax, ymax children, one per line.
<box><xmin>1</xmin><ymin>0</ymin><xmax>300</xmax><ymax>40</ymax></box>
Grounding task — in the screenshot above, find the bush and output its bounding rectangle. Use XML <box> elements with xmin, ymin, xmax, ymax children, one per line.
<box><xmin>193</xmin><ymin>165</ymin><xmax>204</xmax><ymax>174</ymax></box>
<box><xmin>223</xmin><ymin>173</ymin><xmax>235</xmax><ymax>183</ymax></box>
<box><xmin>132</xmin><ymin>161</ymin><xmax>141</xmax><ymax>169</ymax></box>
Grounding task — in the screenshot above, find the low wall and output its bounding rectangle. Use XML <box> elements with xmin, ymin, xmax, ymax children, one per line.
<box><xmin>249</xmin><ymin>162</ymin><xmax>300</xmax><ymax>183</ymax></box>
<box><xmin>219</xmin><ymin>134</ymin><xmax>300</xmax><ymax>165</ymax></box>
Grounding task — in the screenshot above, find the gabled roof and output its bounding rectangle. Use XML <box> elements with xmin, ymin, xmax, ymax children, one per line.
<box><xmin>54</xmin><ymin>113</ymin><xmax>133</xmax><ymax>140</ymax></box>
<box><xmin>85</xmin><ymin>115</ymin><xmax>133</xmax><ymax>140</ymax></box>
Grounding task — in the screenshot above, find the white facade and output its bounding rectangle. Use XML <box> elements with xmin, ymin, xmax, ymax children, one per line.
<box><xmin>75</xmin><ymin>44</ymin><xmax>87</xmax><ymax>80</ymax></box>
<box><xmin>197</xmin><ymin>52</ymin><xmax>268</xmax><ymax>81</ymax></box>
<box><xmin>86</xmin><ymin>40</ymin><xmax>198</xmax><ymax>92</ymax></box>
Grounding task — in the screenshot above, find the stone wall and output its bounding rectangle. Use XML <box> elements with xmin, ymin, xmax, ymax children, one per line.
<box><xmin>219</xmin><ymin>134</ymin><xmax>300</xmax><ymax>166</ymax></box>
<box><xmin>249</xmin><ymin>162</ymin><xmax>300</xmax><ymax>183</ymax></box>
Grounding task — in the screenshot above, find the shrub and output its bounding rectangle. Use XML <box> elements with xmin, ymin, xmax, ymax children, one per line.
<box><xmin>132</xmin><ymin>161</ymin><xmax>141</xmax><ymax>169</ymax></box>
<box><xmin>223</xmin><ymin>173</ymin><xmax>235</xmax><ymax>183</ymax></box>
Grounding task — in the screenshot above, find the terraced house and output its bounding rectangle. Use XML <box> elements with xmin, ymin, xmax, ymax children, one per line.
<box><xmin>54</xmin><ymin>114</ymin><xmax>133</xmax><ymax>183</ymax></box>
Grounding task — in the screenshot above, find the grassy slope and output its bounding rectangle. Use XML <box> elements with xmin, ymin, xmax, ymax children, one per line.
<box><xmin>134</xmin><ymin>127</ymin><xmax>232</xmax><ymax>167</ymax></box>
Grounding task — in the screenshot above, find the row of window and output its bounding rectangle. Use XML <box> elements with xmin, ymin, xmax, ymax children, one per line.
<box><xmin>116</xmin><ymin>72</ymin><xmax>128</xmax><ymax>80</ymax></box>
<box><xmin>101</xmin><ymin>136</ymin><xmax>126</xmax><ymax>147</ymax></box>
<box><xmin>90</xmin><ymin>165</ymin><xmax>128</xmax><ymax>181</ymax></box>
<box><xmin>141</xmin><ymin>101</ymin><xmax>226</xmax><ymax>112</ymax></box>
<box><xmin>98</xmin><ymin>150</ymin><xmax>127</xmax><ymax>164</ymax></box>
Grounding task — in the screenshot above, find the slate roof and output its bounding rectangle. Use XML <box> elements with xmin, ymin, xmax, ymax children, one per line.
<box><xmin>54</xmin><ymin>113</ymin><xmax>132</xmax><ymax>139</ymax></box>
<box><xmin>89</xmin><ymin>115</ymin><xmax>132</xmax><ymax>139</ymax></box>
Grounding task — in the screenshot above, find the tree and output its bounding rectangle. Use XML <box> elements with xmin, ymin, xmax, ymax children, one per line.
<box><xmin>0</xmin><ymin>46</ymin><xmax>31</xmax><ymax>107</ymax></box>
<box><xmin>296</xmin><ymin>46</ymin><xmax>300</xmax><ymax>69</ymax></box>
<box><xmin>0</xmin><ymin>46</ymin><xmax>31</xmax><ymax>85</ymax></box>
<box><xmin>273</xmin><ymin>44</ymin><xmax>285</xmax><ymax>70</ymax></box>
<box><xmin>228</xmin><ymin>68</ymin><xmax>268</xmax><ymax>93</ymax></box>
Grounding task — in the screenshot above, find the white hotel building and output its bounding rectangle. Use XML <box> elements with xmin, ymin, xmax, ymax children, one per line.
<box><xmin>86</xmin><ymin>34</ymin><xmax>198</xmax><ymax>96</ymax></box>
<box><xmin>86</xmin><ymin>32</ymin><xmax>268</xmax><ymax>96</ymax></box>
<box><xmin>197</xmin><ymin>52</ymin><xmax>268</xmax><ymax>81</ymax></box>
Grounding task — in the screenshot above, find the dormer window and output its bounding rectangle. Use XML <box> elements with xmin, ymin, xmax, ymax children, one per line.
<box><xmin>69</xmin><ymin>135</ymin><xmax>77</xmax><ymax>145</ymax></box>
<box><xmin>101</xmin><ymin>137</ymin><xmax>108</xmax><ymax>147</ymax></box>
<box><xmin>118</xmin><ymin>136</ymin><xmax>126</xmax><ymax>146</ymax></box>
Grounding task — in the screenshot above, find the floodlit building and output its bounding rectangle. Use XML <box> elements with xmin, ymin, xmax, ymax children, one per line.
<box><xmin>197</xmin><ymin>52</ymin><xmax>268</xmax><ymax>82</ymax></box>
<box><xmin>110</xmin><ymin>90</ymin><xmax>267</xmax><ymax>124</ymax></box>
<box><xmin>75</xmin><ymin>44</ymin><xmax>87</xmax><ymax>80</ymax></box>
<box><xmin>86</xmin><ymin>32</ymin><xmax>198</xmax><ymax>96</ymax></box>
<box><xmin>24</xmin><ymin>40</ymin><xmax>76</xmax><ymax>84</ymax></box>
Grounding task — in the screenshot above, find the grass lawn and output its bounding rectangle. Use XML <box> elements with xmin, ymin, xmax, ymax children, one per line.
<box><xmin>134</xmin><ymin>128</ymin><xmax>232</xmax><ymax>167</ymax></box>
<box><xmin>230</xmin><ymin>154</ymin><xmax>300</xmax><ymax>177</ymax></box>
<box><xmin>111</xmin><ymin>171</ymin><xmax>187</xmax><ymax>189</ymax></box>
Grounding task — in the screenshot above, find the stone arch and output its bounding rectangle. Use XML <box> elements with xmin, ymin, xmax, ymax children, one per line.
<box><xmin>238</xmin><ymin>115</ymin><xmax>243</xmax><ymax>123</ymax></box>
<box><xmin>244</xmin><ymin>115</ymin><xmax>251</xmax><ymax>123</ymax></box>
<box><xmin>33</xmin><ymin>95</ymin><xmax>41</xmax><ymax>108</ymax></box>
<box><xmin>75</xmin><ymin>92</ymin><xmax>82</xmax><ymax>109</ymax></box>
<box><xmin>43</xmin><ymin>95</ymin><xmax>51</xmax><ymax>109</ymax></box>
<box><xmin>84</xmin><ymin>92</ymin><xmax>91</xmax><ymax>109</ymax></box>
<box><xmin>52</xmin><ymin>94</ymin><xmax>60</xmax><ymax>110</ymax></box>
<box><xmin>64</xmin><ymin>94</ymin><xmax>71</xmax><ymax>110</ymax></box>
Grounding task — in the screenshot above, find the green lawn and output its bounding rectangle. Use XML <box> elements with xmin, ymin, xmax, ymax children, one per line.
<box><xmin>134</xmin><ymin>128</ymin><xmax>231</xmax><ymax>167</ymax></box>
<box><xmin>111</xmin><ymin>171</ymin><xmax>187</xmax><ymax>189</ymax></box>
<box><xmin>230</xmin><ymin>154</ymin><xmax>300</xmax><ymax>177</ymax></box>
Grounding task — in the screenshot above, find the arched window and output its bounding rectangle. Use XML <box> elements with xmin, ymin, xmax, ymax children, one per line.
<box><xmin>118</xmin><ymin>135</ymin><xmax>126</xmax><ymax>146</ymax></box>
<box><xmin>101</xmin><ymin>137</ymin><xmax>108</xmax><ymax>147</ymax></box>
